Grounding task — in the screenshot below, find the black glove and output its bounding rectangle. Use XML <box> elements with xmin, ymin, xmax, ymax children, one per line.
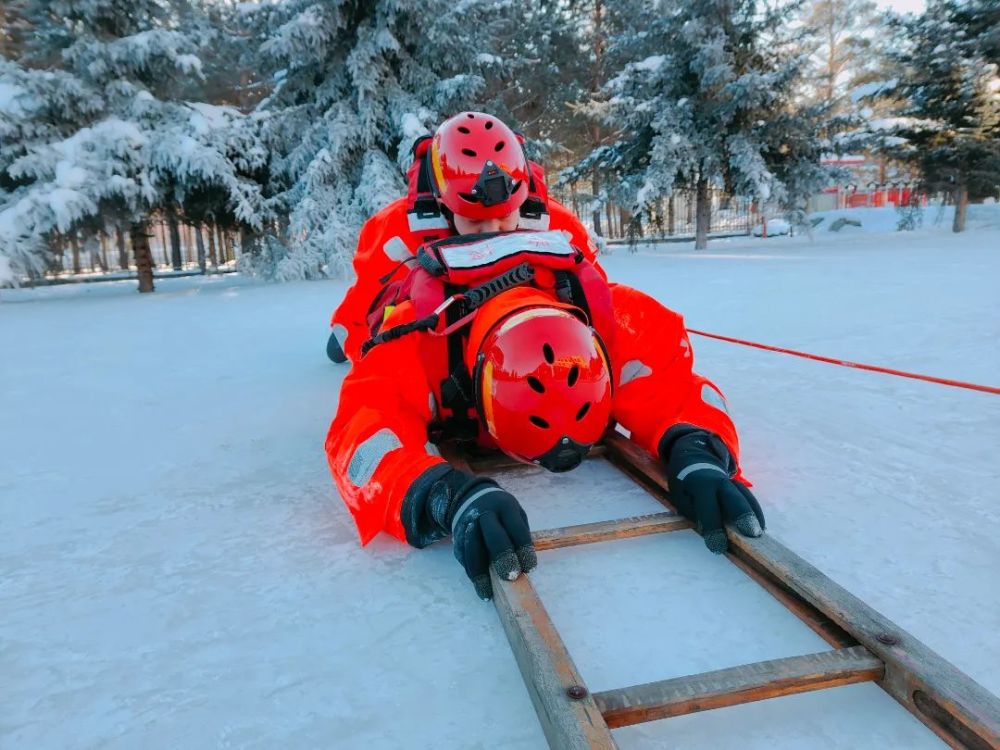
<box><xmin>659</xmin><ymin>428</ymin><xmax>765</xmax><ymax>554</ymax></box>
<box><xmin>400</xmin><ymin>466</ymin><xmax>537</xmax><ymax>600</ymax></box>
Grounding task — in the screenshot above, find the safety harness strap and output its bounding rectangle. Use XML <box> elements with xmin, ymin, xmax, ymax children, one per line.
<box><xmin>360</xmin><ymin>313</ymin><xmax>440</xmax><ymax>357</ymax></box>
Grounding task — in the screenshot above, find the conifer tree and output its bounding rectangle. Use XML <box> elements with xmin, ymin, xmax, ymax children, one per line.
<box><xmin>879</xmin><ymin>0</ymin><xmax>1000</xmax><ymax>232</ymax></box>
<box><xmin>0</xmin><ymin>0</ymin><xmax>264</xmax><ymax>289</ymax></box>
<box><xmin>242</xmin><ymin>0</ymin><xmax>519</xmax><ymax>280</ymax></box>
<box><xmin>569</xmin><ymin>0</ymin><xmax>832</xmax><ymax>248</ymax></box>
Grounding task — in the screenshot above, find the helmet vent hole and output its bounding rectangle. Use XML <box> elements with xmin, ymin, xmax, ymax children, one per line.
<box><xmin>495</xmin><ymin>141</ymin><xmax>505</xmax><ymax>152</ymax></box>
<box><xmin>461</xmin><ymin>148</ymin><xmax>477</xmax><ymax>157</ymax></box>
<box><xmin>457</xmin><ymin>126</ymin><xmax>470</xmax><ymax>134</ymax></box>
<box><xmin>529</xmin><ymin>416</ymin><xmax>550</xmax><ymax>429</ymax></box>
<box><xmin>485</xmin><ymin>120</ymin><xmax>494</xmax><ymax>130</ymax></box>
<box><xmin>542</xmin><ymin>343</ymin><xmax>555</xmax><ymax>364</ymax></box>
<box><xmin>576</xmin><ymin>402</ymin><xmax>591</xmax><ymax>421</ymax></box>
<box><xmin>567</xmin><ymin>365</ymin><xmax>579</xmax><ymax>387</ymax></box>
<box><xmin>527</xmin><ymin>376</ymin><xmax>545</xmax><ymax>393</ymax></box>
<box><xmin>467</xmin><ymin>113</ymin><xmax>475</xmax><ymax>118</ymax></box>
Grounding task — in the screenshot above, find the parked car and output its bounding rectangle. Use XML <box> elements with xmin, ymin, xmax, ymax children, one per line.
<box><xmin>752</xmin><ymin>218</ymin><xmax>791</xmax><ymax>237</ymax></box>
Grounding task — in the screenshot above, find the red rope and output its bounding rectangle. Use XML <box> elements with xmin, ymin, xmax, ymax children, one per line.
<box><xmin>687</xmin><ymin>329</ymin><xmax>1000</xmax><ymax>396</ymax></box>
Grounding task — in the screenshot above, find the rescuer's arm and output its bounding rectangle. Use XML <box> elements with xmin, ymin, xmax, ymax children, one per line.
<box><xmin>325</xmin><ymin>307</ymin><xmax>536</xmax><ymax>598</ymax></box>
<box><xmin>608</xmin><ymin>283</ymin><xmax>765</xmax><ymax>552</ymax></box>
<box><xmin>329</xmin><ymin>200</ymin><xmax>415</xmax><ymax>363</ymax></box>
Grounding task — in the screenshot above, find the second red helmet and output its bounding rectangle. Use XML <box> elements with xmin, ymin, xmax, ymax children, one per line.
<box><xmin>429</xmin><ymin>112</ymin><xmax>531</xmax><ymax>220</ymax></box>
<box><xmin>473</xmin><ymin>305</ymin><xmax>614</xmax><ymax>472</ymax></box>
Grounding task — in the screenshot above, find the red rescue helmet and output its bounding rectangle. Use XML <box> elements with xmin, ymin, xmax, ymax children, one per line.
<box><xmin>429</xmin><ymin>112</ymin><xmax>531</xmax><ymax>220</ymax></box>
<box><xmin>470</xmin><ymin>300</ymin><xmax>614</xmax><ymax>472</ymax></box>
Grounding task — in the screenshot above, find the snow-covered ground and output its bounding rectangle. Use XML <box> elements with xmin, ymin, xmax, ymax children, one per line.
<box><xmin>2</xmin><ymin>220</ymin><xmax>998</xmax><ymax>748</ymax></box>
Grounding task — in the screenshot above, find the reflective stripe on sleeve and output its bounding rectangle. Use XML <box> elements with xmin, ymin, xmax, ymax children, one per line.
<box><xmin>619</xmin><ymin>359</ymin><xmax>653</xmax><ymax>386</ymax></box>
<box><xmin>347</xmin><ymin>428</ymin><xmax>403</xmax><ymax>488</ymax></box>
<box><xmin>382</xmin><ymin>236</ymin><xmax>412</xmax><ymax>262</ymax></box>
<box><xmin>701</xmin><ymin>383</ymin><xmax>729</xmax><ymax>413</ymax></box>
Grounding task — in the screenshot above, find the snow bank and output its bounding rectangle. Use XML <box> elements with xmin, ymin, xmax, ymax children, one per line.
<box><xmin>751</xmin><ymin>217</ymin><xmax>791</xmax><ymax>236</ymax></box>
<box><xmin>809</xmin><ymin>203</ymin><xmax>1000</xmax><ymax>234</ymax></box>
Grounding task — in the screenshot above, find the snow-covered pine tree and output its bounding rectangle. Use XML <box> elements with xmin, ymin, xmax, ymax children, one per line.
<box><xmin>0</xmin><ymin>0</ymin><xmax>265</xmax><ymax>290</ymax></box>
<box><xmin>243</xmin><ymin>0</ymin><xmax>523</xmax><ymax>281</ymax></box>
<box><xmin>876</xmin><ymin>0</ymin><xmax>1000</xmax><ymax>232</ymax></box>
<box><xmin>567</xmin><ymin>0</ymin><xmax>835</xmax><ymax>249</ymax></box>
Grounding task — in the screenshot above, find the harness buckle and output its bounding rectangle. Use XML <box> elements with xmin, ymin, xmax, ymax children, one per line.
<box><xmin>432</xmin><ymin>294</ymin><xmax>464</xmax><ymax>319</ymax></box>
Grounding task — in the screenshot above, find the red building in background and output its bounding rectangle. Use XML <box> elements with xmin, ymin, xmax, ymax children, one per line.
<box><xmin>812</xmin><ymin>154</ymin><xmax>926</xmax><ymax>211</ymax></box>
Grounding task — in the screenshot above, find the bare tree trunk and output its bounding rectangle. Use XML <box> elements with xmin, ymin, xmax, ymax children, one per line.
<box><xmin>223</xmin><ymin>231</ymin><xmax>234</xmax><ymax>263</ymax></box>
<box><xmin>165</xmin><ymin>204</ymin><xmax>183</xmax><ymax>270</ymax></box>
<box><xmin>605</xmin><ymin>202</ymin><xmax>615</xmax><ymax>239</ymax></box>
<box><xmin>207</xmin><ymin>221</ymin><xmax>218</xmax><ymax>267</ymax></box>
<box><xmin>589</xmin><ymin>0</ymin><xmax>605</xmax><ymax>239</ymax></box>
<box><xmin>668</xmin><ymin>195</ymin><xmax>676</xmax><ymax>236</ymax></box>
<box><xmin>158</xmin><ymin>220</ymin><xmax>169</xmax><ymax>267</ymax></box>
<box><xmin>685</xmin><ymin>193</ymin><xmax>694</xmax><ymax>229</ymax></box>
<box><xmin>98</xmin><ymin>232</ymin><xmax>110</xmax><ymax>272</ymax></box>
<box><xmin>952</xmin><ymin>175</ymin><xmax>968</xmax><ymax>233</ymax></box>
<box><xmin>591</xmin><ymin>172</ymin><xmax>603</xmax><ymax>236</ymax></box>
<box><xmin>69</xmin><ymin>233</ymin><xmax>81</xmax><ymax>274</ymax></box>
<box><xmin>695</xmin><ymin>175</ymin><xmax>710</xmax><ymax>250</ymax></box>
<box><xmin>195</xmin><ymin>224</ymin><xmax>206</xmax><ymax>272</ymax></box>
<box><xmin>826</xmin><ymin>16</ymin><xmax>836</xmax><ymax>105</ymax></box>
<box><xmin>131</xmin><ymin>218</ymin><xmax>155</xmax><ymax>293</ymax></box>
<box><xmin>116</xmin><ymin>228</ymin><xmax>129</xmax><ymax>270</ymax></box>
<box><xmin>48</xmin><ymin>233</ymin><xmax>63</xmax><ymax>275</ymax></box>
<box><xmin>239</xmin><ymin>225</ymin><xmax>257</xmax><ymax>260</ymax></box>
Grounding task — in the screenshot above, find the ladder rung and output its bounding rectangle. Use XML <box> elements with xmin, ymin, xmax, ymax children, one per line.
<box><xmin>593</xmin><ymin>646</ymin><xmax>884</xmax><ymax>728</ymax></box>
<box><xmin>532</xmin><ymin>512</ymin><xmax>692</xmax><ymax>551</ymax></box>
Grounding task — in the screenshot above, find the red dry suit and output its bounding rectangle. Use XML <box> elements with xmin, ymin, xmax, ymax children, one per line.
<box><xmin>325</xmin><ymin>234</ymin><xmax>746</xmax><ymax>546</ymax></box>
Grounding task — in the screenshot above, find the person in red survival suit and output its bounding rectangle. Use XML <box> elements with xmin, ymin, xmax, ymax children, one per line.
<box><xmin>325</xmin><ymin>113</ymin><xmax>765</xmax><ymax>600</ymax></box>
<box><xmin>326</xmin><ymin>112</ymin><xmax>604</xmax><ymax>366</ymax></box>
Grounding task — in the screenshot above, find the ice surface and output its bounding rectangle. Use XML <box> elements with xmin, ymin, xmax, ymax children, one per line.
<box><xmin>2</xmin><ymin>221</ymin><xmax>998</xmax><ymax>748</ymax></box>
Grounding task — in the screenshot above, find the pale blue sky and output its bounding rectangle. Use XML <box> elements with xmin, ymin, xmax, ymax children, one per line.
<box><xmin>875</xmin><ymin>0</ymin><xmax>925</xmax><ymax>13</ymax></box>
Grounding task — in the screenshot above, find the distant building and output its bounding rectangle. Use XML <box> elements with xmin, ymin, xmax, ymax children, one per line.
<box><xmin>809</xmin><ymin>154</ymin><xmax>924</xmax><ymax>212</ymax></box>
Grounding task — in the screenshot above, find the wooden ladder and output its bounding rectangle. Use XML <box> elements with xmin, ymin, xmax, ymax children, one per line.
<box><xmin>442</xmin><ymin>431</ymin><xmax>1000</xmax><ymax>749</ymax></box>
